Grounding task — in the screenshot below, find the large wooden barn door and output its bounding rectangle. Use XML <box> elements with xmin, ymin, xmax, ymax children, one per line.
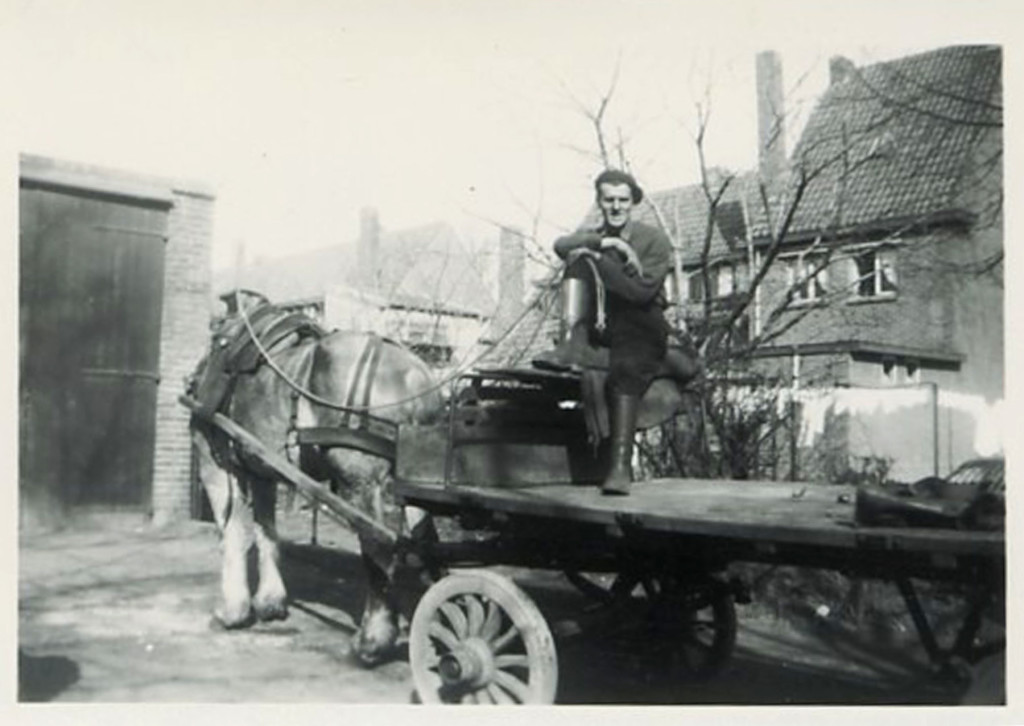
<box><xmin>20</xmin><ymin>182</ymin><xmax>169</xmax><ymax>524</ymax></box>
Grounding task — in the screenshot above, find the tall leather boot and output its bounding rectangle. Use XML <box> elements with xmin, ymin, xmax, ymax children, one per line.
<box><xmin>602</xmin><ymin>393</ymin><xmax>640</xmax><ymax>496</ymax></box>
<box><xmin>533</xmin><ymin>278</ymin><xmax>604</xmax><ymax>371</ymax></box>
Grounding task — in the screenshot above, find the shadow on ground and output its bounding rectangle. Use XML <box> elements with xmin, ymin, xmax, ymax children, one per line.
<box><xmin>516</xmin><ymin>572</ymin><xmax>969</xmax><ymax>705</ymax></box>
<box><xmin>19</xmin><ymin>650</ymin><xmax>81</xmax><ymax>702</ymax></box>
<box><xmin>279</xmin><ymin>542</ymin><xmax>368</xmax><ymax>630</ymax></box>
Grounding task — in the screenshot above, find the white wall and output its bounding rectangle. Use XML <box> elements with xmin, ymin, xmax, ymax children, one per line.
<box><xmin>795</xmin><ymin>386</ymin><xmax>1004</xmax><ymax>481</ymax></box>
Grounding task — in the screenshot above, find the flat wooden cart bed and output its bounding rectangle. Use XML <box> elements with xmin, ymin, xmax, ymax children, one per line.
<box><xmin>397</xmin><ymin>476</ymin><xmax>1002</xmax><ymax>566</ymax></box>
<box><xmin>395</xmin><ymin>470</ymin><xmax>1003</xmax><ymax>704</ymax></box>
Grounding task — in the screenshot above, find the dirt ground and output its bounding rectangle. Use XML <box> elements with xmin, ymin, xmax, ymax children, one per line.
<box><xmin>16</xmin><ymin>510</ymin><xmax>1002</xmax><ymax>706</ymax></box>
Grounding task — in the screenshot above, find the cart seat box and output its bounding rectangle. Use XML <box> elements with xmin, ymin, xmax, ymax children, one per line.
<box><xmin>396</xmin><ymin>413</ymin><xmax>608</xmax><ymax>488</ymax></box>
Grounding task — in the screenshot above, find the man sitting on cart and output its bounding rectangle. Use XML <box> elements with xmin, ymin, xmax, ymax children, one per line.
<box><xmin>533</xmin><ymin>169</ymin><xmax>675</xmax><ymax>496</ymax></box>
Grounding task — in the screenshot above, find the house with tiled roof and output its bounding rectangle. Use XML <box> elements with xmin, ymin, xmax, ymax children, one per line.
<box><xmin>216</xmin><ymin>209</ymin><xmax>497</xmax><ymax>369</ymax></box>
<box><xmin>743</xmin><ymin>45</ymin><xmax>1002</xmax><ymax>395</ymax></box>
<box><xmin>661</xmin><ymin>45</ymin><xmax>1003</xmax><ymax>478</ymax></box>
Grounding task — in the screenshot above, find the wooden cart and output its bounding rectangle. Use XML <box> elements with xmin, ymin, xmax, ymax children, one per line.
<box><xmin>391</xmin><ymin>369</ymin><xmax>1004</xmax><ymax>704</ymax></box>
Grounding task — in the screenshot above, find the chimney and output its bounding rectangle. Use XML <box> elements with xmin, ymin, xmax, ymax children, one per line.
<box><xmin>492</xmin><ymin>226</ymin><xmax>525</xmax><ymax>338</ymax></box>
<box><xmin>829</xmin><ymin>55</ymin><xmax>855</xmax><ymax>87</ymax></box>
<box><xmin>756</xmin><ymin>50</ymin><xmax>786</xmax><ymax>185</ymax></box>
<box><xmin>358</xmin><ymin>206</ymin><xmax>380</xmax><ymax>290</ymax></box>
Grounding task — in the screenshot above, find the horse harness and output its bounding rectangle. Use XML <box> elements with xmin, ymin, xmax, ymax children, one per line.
<box><xmin>190</xmin><ymin>303</ymin><xmax>399</xmax><ymax>471</ymax></box>
<box><xmin>288</xmin><ymin>332</ymin><xmax>399</xmax><ymax>463</ymax></box>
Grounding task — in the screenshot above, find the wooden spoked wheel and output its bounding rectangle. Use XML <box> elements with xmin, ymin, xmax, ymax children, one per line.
<box><xmin>643</xmin><ymin>577</ymin><xmax>737</xmax><ymax>680</ymax></box>
<box><xmin>409</xmin><ymin>570</ymin><xmax>559</xmax><ymax>704</ymax></box>
<box><xmin>564</xmin><ymin>571</ymin><xmax>737</xmax><ymax>680</ymax></box>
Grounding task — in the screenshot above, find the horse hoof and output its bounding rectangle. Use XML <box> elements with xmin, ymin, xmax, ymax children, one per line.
<box><xmin>255</xmin><ymin>602</ymin><xmax>289</xmax><ymax>623</ymax></box>
<box><xmin>352</xmin><ymin>645</ymin><xmax>390</xmax><ymax>668</ymax></box>
<box><xmin>352</xmin><ymin>630</ymin><xmax>396</xmax><ymax>668</ymax></box>
<box><xmin>211</xmin><ymin>607</ymin><xmax>255</xmax><ymax>630</ymax></box>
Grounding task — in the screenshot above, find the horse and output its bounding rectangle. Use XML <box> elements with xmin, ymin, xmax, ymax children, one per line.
<box><xmin>187</xmin><ymin>294</ymin><xmax>443</xmax><ymax>665</ymax></box>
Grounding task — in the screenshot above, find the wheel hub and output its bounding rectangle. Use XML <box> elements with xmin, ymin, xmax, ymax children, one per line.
<box><xmin>437</xmin><ymin>637</ymin><xmax>495</xmax><ymax>690</ymax></box>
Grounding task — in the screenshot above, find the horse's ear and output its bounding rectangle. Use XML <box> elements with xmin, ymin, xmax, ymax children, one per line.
<box><xmin>219</xmin><ymin>290</ymin><xmax>240</xmax><ymax>314</ymax></box>
<box><xmin>220</xmin><ymin>288</ymin><xmax>270</xmax><ymax>315</ymax></box>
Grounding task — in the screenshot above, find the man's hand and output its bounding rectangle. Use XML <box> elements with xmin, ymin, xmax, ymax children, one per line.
<box><xmin>600</xmin><ymin>237</ymin><xmax>643</xmax><ymax>276</ymax></box>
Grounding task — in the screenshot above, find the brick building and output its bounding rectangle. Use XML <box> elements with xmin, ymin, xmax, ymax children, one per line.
<box><xmin>19</xmin><ymin>154</ymin><xmax>215</xmax><ymax>529</ymax></box>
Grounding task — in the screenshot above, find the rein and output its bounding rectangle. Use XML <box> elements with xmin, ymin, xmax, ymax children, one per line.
<box><xmin>231</xmin><ymin>288</ymin><xmax>542</xmax><ymax>414</ymax></box>
<box><xmin>234</xmin><ymin>289</ymin><xmax>375</xmax><ymax>413</ymax></box>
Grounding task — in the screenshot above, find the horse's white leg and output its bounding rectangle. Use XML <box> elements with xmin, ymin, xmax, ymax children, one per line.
<box><xmin>353</xmin><ymin>548</ymin><xmax>400</xmax><ymax>667</ymax></box>
<box><xmin>251</xmin><ymin>477</ymin><xmax>288</xmax><ymax>622</ymax></box>
<box><xmin>355</xmin><ymin>471</ymin><xmax>402</xmax><ymax>665</ymax></box>
<box><xmin>321</xmin><ymin>448</ymin><xmax>403</xmax><ymax>665</ymax></box>
<box><xmin>194</xmin><ymin>432</ymin><xmax>255</xmax><ymax>628</ymax></box>
<box><xmin>216</xmin><ymin>482</ymin><xmax>255</xmax><ymax>628</ymax></box>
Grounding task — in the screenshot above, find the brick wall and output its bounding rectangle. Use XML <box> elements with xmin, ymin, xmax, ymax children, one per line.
<box><xmin>151</xmin><ymin>187</ymin><xmax>215</xmax><ymax>524</ymax></box>
<box><xmin>756</xmin><ymin>231</ymin><xmax>955</xmax><ymax>354</ymax></box>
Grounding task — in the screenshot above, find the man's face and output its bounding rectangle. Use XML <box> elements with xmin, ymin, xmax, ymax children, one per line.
<box><xmin>597</xmin><ymin>182</ymin><xmax>634</xmax><ymax>231</ymax></box>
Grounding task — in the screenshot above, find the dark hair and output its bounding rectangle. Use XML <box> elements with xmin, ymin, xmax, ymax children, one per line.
<box><xmin>593</xmin><ymin>169</ymin><xmax>643</xmax><ymax>204</ymax></box>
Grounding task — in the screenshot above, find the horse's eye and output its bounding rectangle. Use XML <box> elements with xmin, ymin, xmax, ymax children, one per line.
<box><xmin>218</xmin><ymin>337</ymin><xmax>229</xmax><ymax>348</ymax></box>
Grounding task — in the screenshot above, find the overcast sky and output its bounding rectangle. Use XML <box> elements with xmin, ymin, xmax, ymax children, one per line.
<box><xmin>12</xmin><ymin>0</ymin><xmax>1018</xmax><ymax>273</ymax></box>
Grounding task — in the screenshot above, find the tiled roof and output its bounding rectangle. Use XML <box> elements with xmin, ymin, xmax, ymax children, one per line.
<box><xmin>354</xmin><ymin>222</ymin><xmax>495</xmax><ymax>317</ymax></box>
<box><xmin>635</xmin><ymin>171</ymin><xmax>758</xmax><ymax>265</ymax></box>
<box><xmin>215</xmin><ymin>221</ymin><xmax>495</xmax><ymax>317</ymax></box>
<box><xmin>478</xmin><ymin>283</ymin><xmax>560</xmax><ymax>368</ymax></box>
<box><xmin>780</xmin><ymin>45</ymin><xmax>1001</xmax><ymax>237</ymax></box>
<box><xmin>624</xmin><ymin>46</ymin><xmax>1001</xmax><ymax>254</ymax></box>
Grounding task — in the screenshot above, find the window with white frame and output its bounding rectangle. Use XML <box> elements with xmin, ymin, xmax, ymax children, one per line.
<box><xmin>850</xmin><ymin>248</ymin><xmax>898</xmax><ymax>299</ymax></box>
<box><xmin>785</xmin><ymin>254</ymin><xmax>829</xmax><ymax>303</ymax></box>
<box><xmin>684</xmin><ymin>261</ymin><xmax>749</xmax><ymax>303</ymax></box>
<box><xmin>685</xmin><ymin>268</ymin><xmax>716</xmax><ymax>303</ymax></box>
<box><xmin>717</xmin><ymin>264</ymin><xmax>735</xmax><ymax>297</ymax></box>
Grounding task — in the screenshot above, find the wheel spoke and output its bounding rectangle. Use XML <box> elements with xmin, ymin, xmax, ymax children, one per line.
<box><xmin>464</xmin><ymin>594</ymin><xmax>486</xmax><ymax>636</ymax></box>
<box><xmin>494</xmin><ymin>653</ymin><xmax>530</xmax><ymax>669</ymax></box>
<box><xmin>480</xmin><ymin>600</ymin><xmax>502</xmax><ymax>641</ymax></box>
<box><xmin>683</xmin><ymin>618</ymin><xmax>717</xmax><ymax>642</ymax></box>
<box><xmin>477</xmin><ymin>686</ymin><xmax>496</xmax><ymax>704</ymax></box>
<box><xmin>494</xmin><ymin>669</ymin><xmax>531</xmax><ymax>703</ymax></box>
<box><xmin>611</xmin><ymin>574</ymin><xmax>640</xmax><ymax>600</ymax></box>
<box><xmin>462</xmin><ymin>690</ymin><xmax>479</xmax><ymax>705</ymax></box>
<box><xmin>487</xmin><ymin>682</ymin><xmax>514</xmax><ymax>705</ymax></box>
<box><xmin>680</xmin><ymin>627</ymin><xmax>710</xmax><ymax>647</ymax></box>
<box><xmin>440</xmin><ymin>601</ymin><xmax>469</xmax><ymax>640</ymax></box>
<box><xmin>428</xmin><ymin>621</ymin><xmax>461</xmax><ymax>652</ymax></box>
<box><xmin>640</xmin><ymin>577</ymin><xmax>659</xmax><ymax>600</ymax></box>
<box><xmin>491</xmin><ymin>625</ymin><xmax>519</xmax><ymax>653</ymax></box>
